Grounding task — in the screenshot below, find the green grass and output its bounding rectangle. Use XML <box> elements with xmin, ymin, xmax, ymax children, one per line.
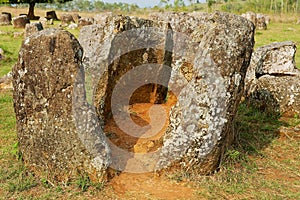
<box><xmin>0</xmin><ymin>26</ymin><xmax>23</xmax><ymax>77</ymax></box>
<box><xmin>166</xmin><ymin>102</ymin><xmax>300</xmax><ymax>199</ymax></box>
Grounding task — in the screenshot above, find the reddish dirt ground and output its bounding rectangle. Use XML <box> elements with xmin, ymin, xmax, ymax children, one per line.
<box><xmin>103</xmin><ymin>92</ymin><xmax>198</xmax><ymax>199</ymax></box>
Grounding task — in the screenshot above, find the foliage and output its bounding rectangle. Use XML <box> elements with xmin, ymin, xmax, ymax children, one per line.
<box><xmin>0</xmin><ymin>0</ymin><xmax>71</xmax><ymax>4</ymax></box>
<box><xmin>220</xmin><ymin>0</ymin><xmax>300</xmax><ymax>14</ymax></box>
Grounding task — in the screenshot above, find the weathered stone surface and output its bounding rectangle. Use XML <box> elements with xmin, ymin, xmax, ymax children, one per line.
<box><xmin>13</xmin><ymin>11</ymin><xmax>255</xmax><ymax>179</ymax></box>
<box><xmin>93</xmin><ymin>13</ymin><xmax>113</xmax><ymax>25</ymax></box>
<box><xmin>78</xmin><ymin>17</ymin><xmax>94</xmax><ymax>28</ymax></box>
<box><xmin>241</xmin><ymin>12</ymin><xmax>268</xmax><ymax>30</ymax></box>
<box><xmin>13</xmin><ymin>29</ymin><xmax>110</xmax><ymax>182</ymax></box>
<box><xmin>245</xmin><ymin>41</ymin><xmax>300</xmax><ymax>117</ymax></box>
<box><xmin>60</xmin><ymin>14</ymin><xmax>75</xmax><ymax>26</ymax></box>
<box><xmin>39</xmin><ymin>17</ymin><xmax>53</xmax><ymax>26</ymax></box>
<box><xmin>68</xmin><ymin>22</ymin><xmax>78</xmax><ymax>29</ymax></box>
<box><xmin>248</xmin><ymin>75</ymin><xmax>300</xmax><ymax>116</ymax></box>
<box><xmin>46</xmin><ymin>10</ymin><xmax>58</xmax><ymax>20</ymax></box>
<box><xmin>2</xmin><ymin>12</ymin><xmax>11</xmax><ymax>21</ymax></box>
<box><xmin>79</xmin><ymin>15</ymin><xmax>172</xmax><ymax>124</ymax></box>
<box><xmin>72</xmin><ymin>13</ymin><xmax>81</xmax><ymax>24</ymax></box>
<box><xmin>0</xmin><ymin>13</ymin><xmax>11</xmax><ymax>25</ymax></box>
<box><xmin>25</xmin><ymin>22</ymin><xmax>43</xmax><ymax>38</ymax></box>
<box><xmin>39</xmin><ymin>17</ymin><xmax>48</xmax><ymax>27</ymax></box>
<box><xmin>241</xmin><ymin>12</ymin><xmax>257</xmax><ymax>26</ymax></box>
<box><xmin>256</xmin><ymin>13</ymin><xmax>267</xmax><ymax>30</ymax></box>
<box><xmin>245</xmin><ymin>41</ymin><xmax>297</xmax><ymax>96</ymax></box>
<box><xmin>151</xmin><ymin>12</ymin><xmax>254</xmax><ymax>174</ymax></box>
<box><xmin>0</xmin><ymin>71</ymin><xmax>13</xmax><ymax>90</ymax></box>
<box><xmin>12</xmin><ymin>15</ymin><xmax>30</xmax><ymax>28</ymax></box>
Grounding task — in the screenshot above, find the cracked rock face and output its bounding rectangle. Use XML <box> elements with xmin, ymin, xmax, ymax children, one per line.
<box><xmin>245</xmin><ymin>41</ymin><xmax>300</xmax><ymax>117</ymax></box>
<box><xmin>79</xmin><ymin>15</ymin><xmax>172</xmax><ymax>124</ymax></box>
<box><xmin>151</xmin><ymin>12</ymin><xmax>255</xmax><ymax>174</ymax></box>
<box><xmin>13</xmin><ymin>29</ymin><xmax>110</xmax><ymax>182</ymax></box>
<box><xmin>13</xmin><ymin>12</ymin><xmax>255</xmax><ymax>179</ymax></box>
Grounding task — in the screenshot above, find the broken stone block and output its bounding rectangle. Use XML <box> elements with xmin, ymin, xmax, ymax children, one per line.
<box><xmin>12</xmin><ymin>15</ymin><xmax>30</xmax><ymax>28</ymax></box>
<box><xmin>2</xmin><ymin>12</ymin><xmax>11</xmax><ymax>21</ymax></box>
<box><xmin>46</xmin><ymin>10</ymin><xmax>58</xmax><ymax>20</ymax></box>
<box><xmin>72</xmin><ymin>13</ymin><xmax>81</xmax><ymax>24</ymax></box>
<box><xmin>13</xmin><ymin>29</ymin><xmax>110</xmax><ymax>182</ymax></box>
<box><xmin>0</xmin><ymin>13</ymin><xmax>11</xmax><ymax>25</ymax></box>
<box><xmin>13</xmin><ymin>11</ymin><xmax>255</xmax><ymax>180</ymax></box>
<box><xmin>0</xmin><ymin>71</ymin><xmax>13</xmax><ymax>90</ymax></box>
<box><xmin>241</xmin><ymin>12</ymin><xmax>268</xmax><ymax>30</ymax></box>
<box><xmin>152</xmin><ymin>12</ymin><xmax>254</xmax><ymax>174</ymax></box>
<box><xmin>25</xmin><ymin>22</ymin><xmax>43</xmax><ymax>38</ymax></box>
<box><xmin>245</xmin><ymin>41</ymin><xmax>297</xmax><ymax>96</ymax></box>
<box><xmin>256</xmin><ymin>13</ymin><xmax>267</xmax><ymax>30</ymax></box>
<box><xmin>78</xmin><ymin>17</ymin><xmax>94</xmax><ymax>28</ymax></box>
<box><xmin>248</xmin><ymin>74</ymin><xmax>300</xmax><ymax>116</ymax></box>
<box><xmin>245</xmin><ymin>41</ymin><xmax>300</xmax><ymax>117</ymax></box>
<box><xmin>241</xmin><ymin>11</ymin><xmax>257</xmax><ymax>26</ymax></box>
<box><xmin>94</xmin><ymin>13</ymin><xmax>113</xmax><ymax>25</ymax></box>
<box><xmin>60</xmin><ymin>14</ymin><xmax>75</xmax><ymax>26</ymax></box>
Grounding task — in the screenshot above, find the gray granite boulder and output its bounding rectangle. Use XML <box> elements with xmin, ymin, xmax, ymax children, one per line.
<box><xmin>151</xmin><ymin>12</ymin><xmax>255</xmax><ymax>174</ymax></box>
<box><xmin>245</xmin><ymin>41</ymin><xmax>300</xmax><ymax>117</ymax></box>
<box><xmin>13</xmin><ymin>29</ymin><xmax>110</xmax><ymax>182</ymax></box>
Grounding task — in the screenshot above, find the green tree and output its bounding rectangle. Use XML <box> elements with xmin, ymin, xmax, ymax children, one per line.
<box><xmin>0</xmin><ymin>0</ymin><xmax>72</xmax><ymax>20</ymax></box>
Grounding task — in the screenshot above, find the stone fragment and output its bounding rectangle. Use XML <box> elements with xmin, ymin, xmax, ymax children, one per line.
<box><xmin>0</xmin><ymin>13</ymin><xmax>11</xmax><ymax>25</ymax></box>
<box><xmin>46</xmin><ymin>10</ymin><xmax>58</xmax><ymax>20</ymax></box>
<box><xmin>60</xmin><ymin>14</ymin><xmax>75</xmax><ymax>26</ymax></box>
<box><xmin>0</xmin><ymin>71</ymin><xmax>13</xmax><ymax>90</ymax></box>
<box><xmin>72</xmin><ymin>13</ymin><xmax>81</xmax><ymax>24</ymax></box>
<box><xmin>93</xmin><ymin>13</ymin><xmax>113</xmax><ymax>25</ymax></box>
<box><xmin>13</xmin><ymin>29</ymin><xmax>110</xmax><ymax>182</ymax></box>
<box><xmin>2</xmin><ymin>12</ymin><xmax>11</xmax><ymax>21</ymax></box>
<box><xmin>241</xmin><ymin>12</ymin><xmax>268</xmax><ymax>30</ymax></box>
<box><xmin>78</xmin><ymin>17</ymin><xmax>94</xmax><ymax>28</ymax></box>
<box><xmin>25</xmin><ymin>22</ymin><xmax>43</xmax><ymax>38</ymax></box>
<box><xmin>241</xmin><ymin>11</ymin><xmax>257</xmax><ymax>26</ymax></box>
<box><xmin>245</xmin><ymin>41</ymin><xmax>297</xmax><ymax>96</ymax></box>
<box><xmin>256</xmin><ymin>13</ymin><xmax>267</xmax><ymax>30</ymax></box>
<box><xmin>12</xmin><ymin>15</ymin><xmax>30</xmax><ymax>28</ymax></box>
<box><xmin>68</xmin><ymin>22</ymin><xmax>78</xmax><ymax>29</ymax></box>
<box><xmin>245</xmin><ymin>41</ymin><xmax>300</xmax><ymax>117</ymax></box>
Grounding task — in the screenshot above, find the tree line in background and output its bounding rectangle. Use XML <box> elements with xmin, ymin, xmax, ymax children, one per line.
<box><xmin>0</xmin><ymin>0</ymin><xmax>299</xmax><ymax>15</ymax></box>
<box><xmin>160</xmin><ymin>0</ymin><xmax>300</xmax><ymax>14</ymax></box>
<box><xmin>219</xmin><ymin>0</ymin><xmax>300</xmax><ymax>14</ymax></box>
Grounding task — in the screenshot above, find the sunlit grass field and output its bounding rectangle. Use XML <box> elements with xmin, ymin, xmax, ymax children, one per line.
<box><xmin>0</xmin><ymin>8</ymin><xmax>300</xmax><ymax>199</ymax></box>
